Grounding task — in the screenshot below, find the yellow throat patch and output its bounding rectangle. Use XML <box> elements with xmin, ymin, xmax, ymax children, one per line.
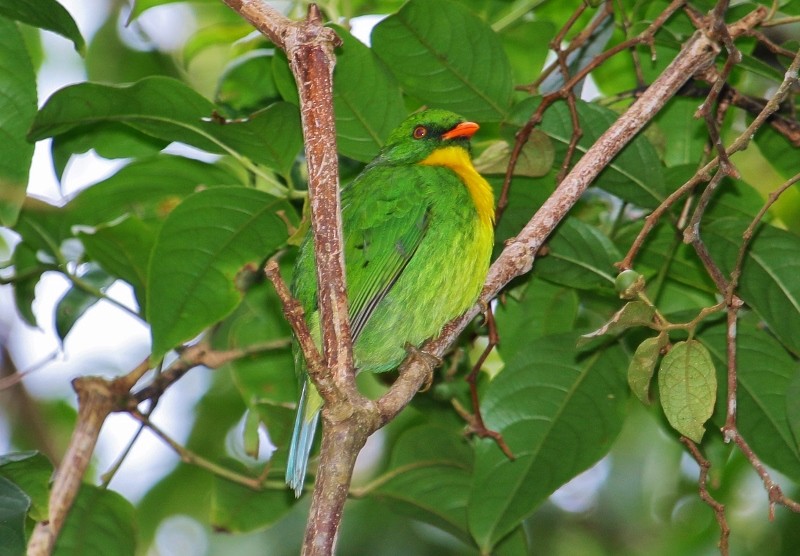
<box><xmin>419</xmin><ymin>146</ymin><xmax>495</xmax><ymax>227</ymax></box>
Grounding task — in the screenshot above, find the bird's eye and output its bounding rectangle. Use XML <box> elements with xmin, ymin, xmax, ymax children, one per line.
<box><xmin>412</xmin><ymin>126</ymin><xmax>427</xmax><ymax>139</ymax></box>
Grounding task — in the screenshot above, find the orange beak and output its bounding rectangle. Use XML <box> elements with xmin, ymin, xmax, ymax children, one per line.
<box><xmin>442</xmin><ymin>121</ymin><xmax>479</xmax><ymax>140</ymax></box>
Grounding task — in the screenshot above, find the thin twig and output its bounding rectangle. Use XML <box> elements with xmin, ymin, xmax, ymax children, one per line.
<box><xmin>680</xmin><ymin>437</ymin><xmax>730</xmax><ymax>554</ymax></box>
<box><xmin>129</xmin><ymin>409</ymin><xmax>272</xmax><ymax>490</ymax></box>
<box><xmin>461</xmin><ymin>309</ymin><xmax>515</xmax><ymax>459</ymax></box>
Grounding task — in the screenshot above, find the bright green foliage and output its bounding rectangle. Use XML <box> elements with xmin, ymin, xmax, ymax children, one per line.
<box><xmin>3</xmin><ymin>0</ymin><xmax>800</xmax><ymax>555</ymax></box>
<box><xmin>0</xmin><ymin>15</ymin><xmax>37</xmax><ymax>226</ymax></box>
<box><xmin>147</xmin><ymin>187</ymin><xmax>298</xmax><ymax>359</ymax></box>
<box><xmin>53</xmin><ymin>486</ymin><xmax>136</xmax><ymax>556</ymax></box>
<box><xmin>0</xmin><ymin>477</ymin><xmax>29</xmax><ymax>555</ymax></box>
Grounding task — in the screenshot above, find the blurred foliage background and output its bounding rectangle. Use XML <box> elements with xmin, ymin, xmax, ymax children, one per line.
<box><xmin>1</xmin><ymin>0</ymin><xmax>800</xmax><ymax>554</ymax></box>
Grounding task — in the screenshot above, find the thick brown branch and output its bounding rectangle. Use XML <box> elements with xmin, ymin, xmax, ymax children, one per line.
<box><xmin>27</xmin><ymin>378</ymin><xmax>118</xmax><ymax>556</ymax></box>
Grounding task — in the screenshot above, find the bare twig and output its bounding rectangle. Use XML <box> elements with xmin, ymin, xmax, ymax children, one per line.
<box><xmin>680</xmin><ymin>437</ymin><xmax>730</xmax><ymax>554</ymax></box>
<box><xmin>129</xmin><ymin>409</ymin><xmax>271</xmax><ymax>490</ymax></box>
<box><xmin>461</xmin><ymin>309</ymin><xmax>515</xmax><ymax>459</ymax></box>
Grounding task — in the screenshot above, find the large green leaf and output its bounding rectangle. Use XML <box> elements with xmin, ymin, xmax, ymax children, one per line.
<box><xmin>0</xmin><ymin>16</ymin><xmax>37</xmax><ymax>226</ymax></box>
<box><xmin>0</xmin><ymin>476</ymin><xmax>28</xmax><ymax>556</ymax></box>
<box><xmin>211</xmin><ymin>462</ymin><xmax>295</xmax><ymax>533</ymax></box>
<box><xmin>651</xmin><ymin>97</ymin><xmax>708</xmax><ymax>167</ymax></box>
<box><xmin>0</xmin><ymin>0</ymin><xmax>84</xmax><ymax>53</ymax></box>
<box><xmin>372</xmin><ymin>0</ymin><xmax>513</xmax><ymax>121</ymax></box>
<box><xmin>147</xmin><ymin>187</ymin><xmax>298</xmax><ymax>360</ymax></box>
<box><xmin>468</xmin><ymin>333</ymin><xmax>628</xmax><ymax>551</ymax></box>
<box><xmin>534</xmin><ymin>217</ymin><xmax>620</xmax><ymax>291</ymax></box>
<box><xmin>67</xmin><ymin>155</ymin><xmax>242</xmax><ymax>228</ymax></box>
<box><xmin>499</xmin><ymin>20</ymin><xmax>553</xmax><ymax>85</ymax></box>
<box><xmin>705</xmin><ymin>218</ymin><xmax>800</xmax><ymax>356</ymax></box>
<box><xmin>78</xmin><ymin>216</ymin><xmax>157</xmax><ymax>311</ymax></box>
<box><xmin>0</xmin><ymin>451</ymin><xmax>53</xmax><ymax>522</ymax></box>
<box><xmin>29</xmin><ymin>77</ymin><xmax>302</xmax><ymax>176</ymax></box>
<box><xmin>54</xmin><ymin>485</ymin><xmax>136</xmax><ymax>556</ymax></box>
<box><xmin>372</xmin><ymin>423</ymin><xmax>474</xmax><ymax>544</ymax></box>
<box><xmin>493</xmin><ymin>278</ymin><xmax>579</xmax><ymax>362</ymax></box>
<box><xmin>331</xmin><ymin>25</ymin><xmax>406</xmax><ymax>162</ymax></box>
<box><xmin>701</xmin><ymin>320</ymin><xmax>800</xmax><ymax>482</ymax></box>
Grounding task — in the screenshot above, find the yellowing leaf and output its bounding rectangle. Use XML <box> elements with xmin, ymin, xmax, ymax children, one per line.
<box><xmin>658</xmin><ymin>340</ymin><xmax>717</xmax><ymax>442</ymax></box>
<box><xmin>473</xmin><ymin>132</ymin><xmax>553</xmax><ymax>178</ymax></box>
<box><xmin>628</xmin><ymin>334</ymin><xmax>667</xmax><ymax>405</ymax></box>
<box><xmin>578</xmin><ymin>300</ymin><xmax>655</xmax><ymax>346</ymax></box>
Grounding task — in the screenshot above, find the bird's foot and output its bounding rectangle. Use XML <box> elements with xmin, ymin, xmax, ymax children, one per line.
<box><xmin>403</xmin><ymin>343</ymin><xmax>441</xmax><ymax>392</ymax></box>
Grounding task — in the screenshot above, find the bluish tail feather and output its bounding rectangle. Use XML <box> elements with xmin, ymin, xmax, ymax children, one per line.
<box><xmin>286</xmin><ymin>381</ymin><xmax>320</xmax><ymax>497</ymax></box>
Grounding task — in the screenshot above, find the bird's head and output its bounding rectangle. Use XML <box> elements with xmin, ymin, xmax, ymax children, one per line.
<box><xmin>376</xmin><ymin>109</ymin><xmax>479</xmax><ymax>165</ymax></box>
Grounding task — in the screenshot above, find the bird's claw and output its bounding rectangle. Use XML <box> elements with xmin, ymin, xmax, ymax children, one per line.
<box><xmin>403</xmin><ymin>343</ymin><xmax>441</xmax><ymax>392</ymax></box>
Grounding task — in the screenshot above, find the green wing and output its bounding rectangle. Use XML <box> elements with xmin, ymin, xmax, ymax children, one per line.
<box><xmin>342</xmin><ymin>165</ymin><xmax>431</xmax><ymax>342</ymax></box>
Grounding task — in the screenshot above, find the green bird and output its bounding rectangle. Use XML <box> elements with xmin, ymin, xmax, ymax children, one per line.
<box><xmin>286</xmin><ymin>109</ymin><xmax>495</xmax><ymax>496</ymax></box>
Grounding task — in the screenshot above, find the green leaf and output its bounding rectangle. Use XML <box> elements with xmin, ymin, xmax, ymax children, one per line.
<box><xmin>651</xmin><ymin>97</ymin><xmax>708</xmax><ymax>167</ymax></box>
<box><xmin>372</xmin><ymin>0</ymin><xmax>513</xmax><ymax>121</ymax></box>
<box><xmin>0</xmin><ymin>16</ymin><xmax>37</xmax><ymax>226</ymax></box>
<box><xmin>0</xmin><ymin>0</ymin><xmax>84</xmax><ymax>53</ymax></box>
<box><xmin>211</xmin><ymin>462</ymin><xmax>295</xmax><ymax>533</ymax></box>
<box><xmin>372</xmin><ymin>424</ymin><xmax>473</xmax><ymax>544</ymax></box>
<box><xmin>54</xmin><ymin>485</ymin><xmax>136</xmax><ymax>556</ymax></box>
<box><xmin>700</xmin><ymin>320</ymin><xmax>800</xmax><ymax>481</ymax></box>
<box><xmin>67</xmin><ymin>155</ymin><xmax>241</xmax><ymax>228</ymax></box>
<box><xmin>754</xmin><ymin>122</ymin><xmax>800</xmax><ymax>183</ymax></box>
<box><xmin>788</xmin><ymin>370</ymin><xmax>800</xmax><ymax>457</ymax></box>
<box><xmin>514</xmin><ymin>98</ymin><xmax>668</xmax><ymax>208</ymax></box>
<box><xmin>0</xmin><ymin>451</ymin><xmax>53</xmax><ymax>522</ymax></box>
<box><xmin>628</xmin><ymin>334</ymin><xmax>667</xmax><ymax>405</ymax></box>
<box><xmin>216</xmin><ymin>50</ymin><xmax>281</xmax><ymax>117</ymax></box>
<box><xmin>579</xmin><ymin>300</ymin><xmax>655</xmax><ymax>345</ymax></box>
<box><xmin>10</xmin><ymin>242</ymin><xmax>44</xmax><ymax>326</ymax></box>
<box><xmin>494</xmin><ymin>526</ymin><xmax>529</xmax><ymax>556</ymax></box>
<box><xmin>55</xmin><ymin>265</ymin><xmax>117</xmax><ymax>341</ymax></box>
<box><xmin>78</xmin><ymin>216</ymin><xmax>157</xmax><ymax>311</ymax></box>
<box><xmin>0</xmin><ymin>476</ymin><xmax>28</xmax><ymax>556</ymax></box>
<box><xmin>331</xmin><ymin>25</ymin><xmax>406</xmax><ymax>162</ymax></box>
<box><xmin>499</xmin><ymin>20</ymin><xmax>553</xmax><ymax>85</ymax></box>
<box><xmin>468</xmin><ymin>333</ymin><xmax>628</xmax><ymax>551</ymax></box>
<box><xmin>535</xmin><ymin>217</ymin><xmax>620</xmax><ymax>291</ymax></box>
<box><xmin>52</xmin><ymin>123</ymin><xmax>166</xmax><ymax>181</ymax></box>
<box><xmin>184</xmin><ymin>22</ymin><xmax>255</xmax><ymax>64</ymax></box>
<box><xmin>705</xmin><ymin>218</ymin><xmax>800</xmax><ymax>356</ymax></box>
<box><xmin>29</xmin><ymin>77</ymin><xmax>303</xmax><ymax>176</ymax></box>
<box><xmin>658</xmin><ymin>340</ymin><xmax>716</xmax><ymax>442</ymax></box>
<box><xmin>494</xmin><ymin>278</ymin><xmax>579</xmax><ymax>362</ymax></box>
<box><xmin>147</xmin><ymin>187</ymin><xmax>298</xmax><ymax>360</ymax></box>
